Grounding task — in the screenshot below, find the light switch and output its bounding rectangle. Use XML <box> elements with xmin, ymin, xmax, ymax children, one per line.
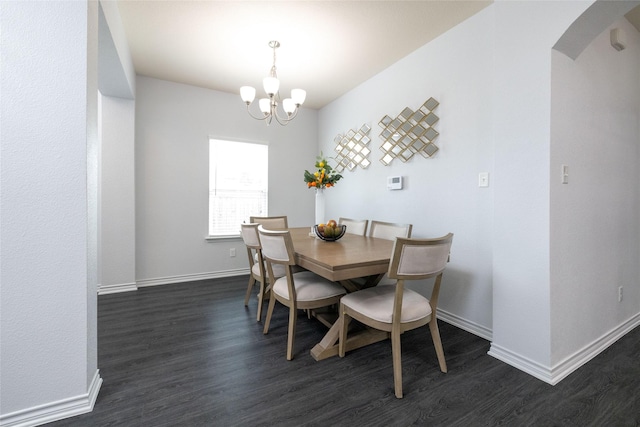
<box><xmin>478</xmin><ymin>172</ymin><xmax>489</xmax><ymax>188</ymax></box>
<box><xmin>562</xmin><ymin>165</ymin><xmax>569</xmax><ymax>184</ymax></box>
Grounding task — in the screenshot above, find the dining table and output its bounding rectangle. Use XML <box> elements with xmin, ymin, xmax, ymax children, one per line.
<box><xmin>288</xmin><ymin>227</ymin><xmax>395</xmax><ymax>361</ymax></box>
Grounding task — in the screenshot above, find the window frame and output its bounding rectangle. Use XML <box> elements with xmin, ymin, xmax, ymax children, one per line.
<box><xmin>207</xmin><ymin>137</ymin><xmax>269</xmax><ymax>239</ymax></box>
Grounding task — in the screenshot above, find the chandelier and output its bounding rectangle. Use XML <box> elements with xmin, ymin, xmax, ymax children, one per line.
<box><xmin>240</xmin><ymin>41</ymin><xmax>306</xmax><ymax>126</ymax></box>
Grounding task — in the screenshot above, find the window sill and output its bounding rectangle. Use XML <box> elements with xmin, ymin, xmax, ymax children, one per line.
<box><xmin>206</xmin><ymin>235</ymin><xmax>242</xmax><ymax>242</ymax></box>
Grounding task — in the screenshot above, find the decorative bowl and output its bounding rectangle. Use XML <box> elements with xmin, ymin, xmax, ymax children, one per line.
<box><xmin>313</xmin><ymin>224</ymin><xmax>347</xmax><ymax>241</ymax></box>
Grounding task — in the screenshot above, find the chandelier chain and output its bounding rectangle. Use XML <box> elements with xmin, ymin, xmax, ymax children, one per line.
<box><xmin>270</xmin><ymin>44</ymin><xmax>278</xmax><ymax>78</ymax></box>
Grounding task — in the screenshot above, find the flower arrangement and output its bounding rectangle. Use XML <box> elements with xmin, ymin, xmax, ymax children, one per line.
<box><xmin>304</xmin><ymin>154</ymin><xmax>343</xmax><ymax>189</ymax></box>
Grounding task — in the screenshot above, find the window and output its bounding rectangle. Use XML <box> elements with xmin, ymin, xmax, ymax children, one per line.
<box><xmin>209</xmin><ymin>139</ymin><xmax>268</xmax><ymax>237</ymax></box>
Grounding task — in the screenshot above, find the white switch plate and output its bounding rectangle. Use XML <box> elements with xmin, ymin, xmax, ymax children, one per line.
<box><xmin>478</xmin><ymin>172</ymin><xmax>489</xmax><ymax>187</ymax></box>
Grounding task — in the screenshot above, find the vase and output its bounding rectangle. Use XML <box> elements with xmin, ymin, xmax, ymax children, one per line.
<box><xmin>315</xmin><ymin>187</ymin><xmax>325</xmax><ymax>225</ymax></box>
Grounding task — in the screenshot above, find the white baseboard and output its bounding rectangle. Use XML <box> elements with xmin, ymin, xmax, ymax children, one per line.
<box><xmin>97</xmin><ymin>282</ymin><xmax>138</xmax><ymax>295</ymax></box>
<box><xmin>0</xmin><ymin>370</ymin><xmax>102</xmax><ymax>427</ymax></box>
<box><xmin>488</xmin><ymin>342</ymin><xmax>556</xmax><ymax>384</ymax></box>
<box><xmin>97</xmin><ymin>270</ymin><xmax>251</xmax><ymax>294</ymax></box>
<box><xmin>437</xmin><ymin>308</ymin><xmax>493</xmax><ymax>341</ymax></box>
<box><xmin>136</xmin><ymin>268</ymin><xmax>249</xmax><ymax>288</ymax></box>
<box><xmin>489</xmin><ymin>312</ymin><xmax>640</xmax><ymax>385</ymax></box>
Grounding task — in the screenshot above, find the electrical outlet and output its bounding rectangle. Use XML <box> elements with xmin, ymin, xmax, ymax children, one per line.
<box><xmin>618</xmin><ymin>286</ymin><xmax>623</xmax><ymax>302</ymax></box>
<box><xmin>230</xmin><ymin>248</ymin><xmax>236</xmax><ymax>257</ymax></box>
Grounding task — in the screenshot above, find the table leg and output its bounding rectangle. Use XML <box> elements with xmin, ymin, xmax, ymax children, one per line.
<box><xmin>310</xmin><ymin>317</ymin><xmax>342</xmax><ymax>360</ymax></box>
<box><xmin>339</xmin><ymin>275</ymin><xmax>384</xmax><ymax>293</ymax></box>
<box><xmin>310</xmin><ymin>274</ymin><xmax>389</xmax><ymax>361</ymax></box>
<box><xmin>310</xmin><ymin>317</ymin><xmax>389</xmax><ymax>361</ymax></box>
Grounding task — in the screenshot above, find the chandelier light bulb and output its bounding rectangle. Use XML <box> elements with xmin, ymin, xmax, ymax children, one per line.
<box><xmin>240</xmin><ymin>86</ymin><xmax>256</xmax><ymax>104</ymax></box>
<box><xmin>263</xmin><ymin>77</ymin><xmax>280</xmax><ymax>97</ymax></box>
<box><xmin>291</xmin><ymin>89</ymin><xmax>306</xmax><ymax>106</ymax></box>
<box><xmin>282</xmin><ymin>98</ymin><xmax>295</xmax><ymax>115</ymax></box>
<box><xmin>258</xmin><ymin>98</ymin><xmax>271</xmax><ymax>115</ymax></box>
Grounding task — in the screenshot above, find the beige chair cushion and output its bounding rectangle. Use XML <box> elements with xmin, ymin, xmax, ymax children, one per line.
<box><xmin>339</xmin><ymin>218</ymin><xmax>368</xmax><ymax>236</ymax></box>
<box><xmin>369</xmin><ymin>222</ymin><xmax>411</xmax><ymax>240</ymax></box>
<box><xmin>341</xmin><ymin>285</ymin><xmax>431</xmax><ymax>323</ymax></box>
<box><xmin>253</xmin><ymin>217</ymin><xmax>287</xmax><ymax>230</ymax></box>
<box><xmin>273</xmin><ymin>271</ymin><xmax>346</xmax><ymax>302</ymax></box>
<box><xmin>241</xmin><ymin>225</ymin><xmax>261</xmax><ymax>247</ymax></box>
<box><xmin>252</xmin><ymin>262</ymin><xmax>286</xmax><ymax>279</ymax></box>
<box><xmin>260</xmin><ymin>233</ymin><xmax>290</xmax><ymax>262</ymax></box>
<box><xmin>396</xmin><ymin>245</ymin><xmax>450</xmax><ymax>277</ymax></box>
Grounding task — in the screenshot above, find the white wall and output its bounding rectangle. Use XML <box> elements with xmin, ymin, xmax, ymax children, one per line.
<box><xmin>0</xmin><ymin>0</ymin><xmax>101</xmax><ymax>423</ymax></box>
<box><xmin>318</xmin><ymin>5</ymin><xmax>496</xmax><ymax>339</ymax></box>
<box><xmin>86</xmin><ymin>0</ymin><xmax>100</xmax><ymax>396</ymax></box>
<box><xmin>318</xmin><ymin>0</ymin><xmax>638</xmax><ymax>383</ymax></box>
<box><xmin>134</xmin><ymin>76</ymin><xmax>318</xmax><ymax>285</ymax></box>
<box><xmin>98</xmin><ymin>0</ymin><xmax>135</xmax><ymax>98</ymax></box>
<box><xmin>487</xmin><ymin>0</ymin><xmax>593</xmax><ymax>380</ymax></box>
<box><xmin>551</xmin><ymin>18</ymin><xmax>640</xmax><ymax>366</ymax></box>
<box><xmin>97</xmin><ymin>0</ymin><xmax>137</xmax><ymax>295</ymax></box>
<box><xmin>99</xmin><ymin>95</ymin><xmax>136</xmax><ymax>293</ymax></box>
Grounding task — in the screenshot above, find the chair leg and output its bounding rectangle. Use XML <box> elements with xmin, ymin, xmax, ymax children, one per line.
<box><xmin>338</xmin><ymin>309</ymin><xmax>351</xmax><ymax>358</ymax></box>
<box><xmin>263</xmin><ymin>292</ymin><xmax>277</xmax><ymax>335</ymax></box>
<box><xmin>244</xmin><ymin>276</ymin><xmax>256</xmax><ymax>306</ymax></box>
<box><xmin>429</xmin><ymin>318</ymin><xmax>448</xmax><ymax>373</ymax></box>
<box><xmin>256</xmin><ymin>280</ymin><xmax>265</xmax><ymax>322</ymax></box>
<box><xmin>286</xmin><ymin>304</ymin><xmax>297</xmax><ymax>361</ymax></box>
<box><xmin>391</xmin><ymin>328</ymin><xmax>403</xmax><ymax>398</ymax></box>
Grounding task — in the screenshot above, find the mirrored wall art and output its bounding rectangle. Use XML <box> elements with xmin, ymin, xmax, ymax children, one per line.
<box><xmin>334</xmin><ymin>123</ymin><xmax>371</xmax><ymax>172</ymax></box>
<box><xmin>378</xmin><ymin>97</ymin><xmax>440</xmax><ymax>166</ymax></box>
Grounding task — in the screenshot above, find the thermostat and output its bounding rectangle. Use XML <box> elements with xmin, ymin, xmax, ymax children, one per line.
<box><xmin>387</xmin><ymin>176</ymin><xmax>403</xmax><ymax>190</ymax></box>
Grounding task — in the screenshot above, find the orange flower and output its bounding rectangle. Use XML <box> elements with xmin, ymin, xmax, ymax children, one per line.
<box><xmin>303</xmin><ymin>153</ymin><xmax>343</xmax><ymax>190</ymax></box>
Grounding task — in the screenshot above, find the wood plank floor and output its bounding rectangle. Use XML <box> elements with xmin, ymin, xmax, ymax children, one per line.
<box><xmin>47</xmin><ymin>276</ymin><xmax>640</xmax><ymax>426</ymax></box>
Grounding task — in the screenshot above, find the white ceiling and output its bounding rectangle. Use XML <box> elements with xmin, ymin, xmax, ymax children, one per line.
<box><xmin>116</xmin><ymin>1</ymin><xmax>640</xmax><ymax>109</ymax></box>
<box><xmin>116</xmin><ymin>1</ymin><xmax>492</xmax><ymax>109</ymax></box>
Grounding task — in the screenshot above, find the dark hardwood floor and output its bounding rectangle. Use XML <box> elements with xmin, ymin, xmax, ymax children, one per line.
<box><xmin>47</xmin><ymin>276</ymin><xmax>639</xmax><ymax>426</ymax></box>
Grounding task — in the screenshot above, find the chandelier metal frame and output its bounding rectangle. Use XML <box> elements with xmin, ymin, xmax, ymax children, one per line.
<box><xmin>240</xmin><ymin>41</ymin><xmax>306</xmax><ymax>126</ymax></box>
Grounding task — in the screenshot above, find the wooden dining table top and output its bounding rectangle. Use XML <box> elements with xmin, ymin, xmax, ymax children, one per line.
<box><xmin>288</xmin><ymin>227</ymin><xmax>395</xmax><ymax>283</ymax></box>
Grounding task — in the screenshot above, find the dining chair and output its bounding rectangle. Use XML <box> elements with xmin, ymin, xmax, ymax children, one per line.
<box><xmin>368</xmin><ymin>220</ymin><xmax>412</xmax><ymax>240</ymax></box>
<box><xmin>240</xmin><ymin>223</ymin><xmax>286</xmax><ymax>322</ymax></box>
<box><xmin>339</xmin><ymin>217</ymin><xmax>369</xmax><ymax>236</ymax></box>
<box><xmin>365</xmin><ymin>220</ymin><xmax>413</xmax><ymax>286</ymax></box>
<box><xmin>338</xmin><ymin>233</ymin><xmax>454</xmax><ymax>398</ymax></box>
<box><xmin>250</xmin><ymin>215</ymin><xmax>288</xmax><ymax>230</ymax></box>
<box><xmin>259</xmin><ymin>226</ymin><xmax>347</xmax><ymax>360</ymax></box>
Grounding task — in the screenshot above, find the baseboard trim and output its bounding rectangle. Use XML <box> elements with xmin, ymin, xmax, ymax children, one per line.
<box><xmin>488</xmin><ymin>313</ymin><xmax>640</xmax><ymax>385</ymax></box>
<box><xmin>549</xmin><ymin>312</ymin><xmax>640</xmax><ymax>384</ymax></box>
<box><xmin>437</xmin><ymin>308</ymin><xmax>492</xmax><ymax>341</ymax></box>
<box><xmin>488</xmin><ymin>342</ymin><xmax>555</xmax><ymax>384</ymax></box>
<box><xmin>97</xmin><ymin>282</ymin><xmax>138</xmax><ymax>295</ymax></box>
<box><xmin>136</xmin><ymin>268</ymin><xmax>249</xmax><ymax>288</ymax></box>
<box><xmin>0</xmin><ymin>370</ymin><xmax>102</xmax><ymax>427</ymax></box>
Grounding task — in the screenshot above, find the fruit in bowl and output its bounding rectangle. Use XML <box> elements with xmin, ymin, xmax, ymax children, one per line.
<box><xmin>314</xmin><ymin>220</ymin><xmax>346</xmax><ymax>241</ymax></box>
